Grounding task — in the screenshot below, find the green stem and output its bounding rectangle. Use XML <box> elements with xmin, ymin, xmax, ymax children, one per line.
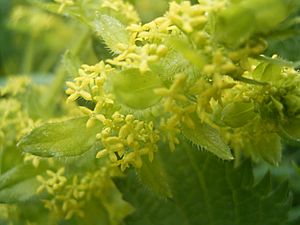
<box><xmin>233</xmin><ymin>76</ymin><xmax>268</xmax><ymax>86</ymax></box>
<box><xmin>21</xmin><ymin>35</ymin><xmax>35</xmax><ymax>74</ymax></box>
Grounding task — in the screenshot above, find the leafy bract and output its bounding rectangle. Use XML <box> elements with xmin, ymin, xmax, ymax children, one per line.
<box><xmin>94</xmin><ymin>14</ymin><xmax>129</xmax><ymax>54</ymax></box>
<box><xmin>182</xmin><ymin>116</ymin><xmax>233</xmax><ymax>160</ymax></box>
<box><xmin>18</xmin><ymin>117</ymin><xmax>101</xmax><ymax>157</ymax></box>
<box><xmin>244</xmin><ymin>132</ymin><xmax>282</xmax><ymax>166</ymax></box>
<box><xmin>256</xmin><ymin>133</ymin><xmax>282</xmax><ymax>165</ymax></box>
<box><xmin>284</xmin><ymin>118</ymin><xmax>300</xmax><ymax>140</ymax></box>
<box><xmin>119</xmin><ymin>143</ymin><xmax>291</xmax><ymax>225</ymax></box>
<box><xmin>111</xmin><ymin>69</ymin><xmax>162</xmax><ymax>109</ymax></box>
<box><xmin>221</xmin><ymin>101</ymin><xmax>256</xmax><ymax>128</ymax></box>
<box><xmin>213</xmin><ymin>5</ymin><xmax>255</xmax><ymax>47</ymax></box>
<box><xmin>137</xmin><ymin>155</ymin><xmax>172</xmax><ymax>198</ymax></box>
<box><xmin>169</xmin><ymin>37</ymin><xmax>206</xmax><ymax>70</ymax></box>
<box><xmin>0</xmin><ymin>163</ymin><xmax>46</xmax><ymax>203</ymax></box>
<box><xmin>99</xmin><ymin>178</ymin><xmax>135</xmax><ymax>225</ymax></box>
<box><xmin>0</xmin><ymin>178</ymin><xmax>40</xmax><ymax>203</ymax></box>
<box><xmin>212</xmin><ymin>0</ymin><xmax>290</xmax><ymax>47</ymax></box>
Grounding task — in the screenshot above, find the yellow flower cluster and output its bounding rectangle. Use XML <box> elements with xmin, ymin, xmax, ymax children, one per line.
<box><xmin>127</xmin><ymin>17</ymin><xmax>178</xmax><ymax>43</ymax></box>
<box><xmin>96</xmin><ymin>113</ymin><xmax>160</xmax><ymax>171</ymax></box>
<box><xmin>65</xmin><ymin>0</ymin><xmax>290</xmax><ymax>169</ymax></box>
<box><xmin>37</xmin><ymin>168</ymin><xmax>67</xmax><ymax>195</ymax></box>
<box><xmin>0</xmin><ymin>99</ymin><xmax>35</xmax><ymax>148</ymax></box>
<box><xmin>37</xmin><ymin>167</ymin><xmax>113</xmax><ymax>220</ymax></box>
<box><xmin>66</xmin><ymin>61</ymin><xmax>113</xmax><ymax>103</ymax></box>
<box><xmin>155</xmin><ymin>74</ymin><xmax>196</xmax><ymax>151</ymax></box>
<box><xmin>168</xmin><ymin>1</ymin><xmax>208</xmax><ymax>34</ymax></box>
<box><xmin>101</xmin><ymin>0</ymin><xmax>140</xmax><ymax>24</ymax></box>
<box><xmin>107</xmin><ymin>43</ymin><xmax>168</xmax><ymax>73</ymax></box>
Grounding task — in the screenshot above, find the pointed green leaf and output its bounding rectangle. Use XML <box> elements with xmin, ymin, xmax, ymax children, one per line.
<box><xmin>212</xmin><ymin>6</ymin><xmax>255</xmax><ymax>47</ymax></box>
<box><xmin>119</xmin><ymin>142</ymin><xmax>291</xmax><ymax>225</ymax></box>
<box><xmin>137</xmin><ymin>155</ymin><xmax>173</xmax><ymax>198</ymax></box>
<box><xmin>99</xmin><ymin>178</ymin><xmax>135</xmax><ymax>225</ymax></box>
<box><xmin>94</xmin><ymin>14</ymin><xmax>129</xmax><ymax>54</ymax></box>
<box><xmin>111</xmin><ymin>68</ymin><xmax>162</xmax><ymax>109</ymax></box>
<box><xmin>169</xmin><ymin>37</ymin><xmax>207</xmax><ymax>69</ymax></box>
<box><xmin>284</xmin><ymin>118</ymin><xmax>300</xmax><ymax>140</ymax></box>
<box><xmin>221</xmin><ymin>101</ymin><xmax>256</xmax><ymax>128</ymax></box>
<box><xmin>261</xmin><ymin>63</ymin><xmax>282</xmax><ymax>83</ymax></box>
<box><xmin>242</xmin><ymin>0</ymin><xmax>289</xmax><ymax>32</ymax></box>
<box><xmin>182</xmin><ymin>116</ymin><xmax>233</xmax><ymax>160</ymax></box>
<box><xmin>0</xmin><ymin>178</ymin><xmax>40</xmax><ymax>203</ymax></box>
<box><xmin>62</xmin><ymin>50</ymin><xmax>81</xmax><ymax>78</ymax></box>
<box><xmin>0</xmin><ymin>163</ymin><xmax>45</xmax><ymax>190</ymax></box>
<box><xmin>18</xmin><ymin>117</ymin><xmax>101</xmax><ymax>157</ymax></box>
<box><xmin>253</xmin><ymin>171</ymin><xmax>272</xmax><ymax>196</ymax></box>
<box><xmin>255</xmin><ymin>133</ymin><xmax>282</xmax><ymax>165</ymax></box>
<box><xmin>252</xmin><ymin>62</ymin><xmax>268</xmax><ymax>80</ymax></box>
<box><xmin>0</xmin><ymin>163</ymin><xmax>46</xmax><ymax>203</ymax></box>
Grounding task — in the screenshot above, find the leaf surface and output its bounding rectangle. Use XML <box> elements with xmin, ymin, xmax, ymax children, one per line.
<box><xmin>112</xmin><ymin>69</ymin><xmax>162</xmax><ymax>109</ymax></box>
<box><xmin>94</xmin><ymin>14</ymin><xmax>129</xmax><ymax>54</ymax></box>
<box><xmin>119</xmin><ymin>142</ymin><xmax>291</xmax><ymax>225</ymax></box>
<box><xmin>182</xmin><ymin>116</ymin><xmax>233</xmax><ymax>160</ymax></box>
<box><xmin>18</xmin><ymin>117</ymin><xmax>101</xmax><ymax>157</ymax></box>
<box><xmin>0</xmin><ymin>163</ymin><xmax>47</xmax><ymax>203</ymax></box>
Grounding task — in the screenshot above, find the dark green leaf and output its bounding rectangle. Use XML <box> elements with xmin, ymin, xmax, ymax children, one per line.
<box><xmin>137</xmin><ymin>155</ymin><xmax>173</xmax><ymax>198</ymax></box>
<box><xmin>119</xmin><ymin>142</ymin><xmax>291</xmax><ymax>225</ymax></box>
<box><xmin>253</xmin><ymin>133</ymin><xmax>282</xmax><ymax>165</ymax></box>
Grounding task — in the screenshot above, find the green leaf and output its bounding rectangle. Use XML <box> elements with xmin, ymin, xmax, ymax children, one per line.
<box><xmin>266</xmin><ymin>35</ymin><xmax>300</xmax><ymax>62</ymax></box>
<box><xmin>252</xmin><ymin>62</ymin><xmax>282</xmax><ymax>83</ymax></box>
<box><xmin>212</xmin><ymin>5</ymin><xmax>255</xmax><ymax>47</ymax></box>
<box><xmin>0</xmin><ymin>178</ymin><xmax>40</xmax><ymax>203</ymax></box>
<box><xmin>258</xmin><ymin>55</ymin><xmax>300</xmax><ymax>68</ymax></box>
<box><xmin>280</xmin><ymin>117</ymin><xmax>300</xmax><ymax>143</ymax></box>
<box><xmin>182</xmin><ymin>116</ymin><xmax>233</xmax><ymax>160</ymax></box>
<box><xmin>0</xmin><ymin>163</ymin><xmax>46</xmax><ymax>203</ymax></box>
<box><xmin>260</xmin><ymin>63</ymin><xmax>282</xmax><ymax>83</ymax></box>
<box><xmin>221</xmin><ymin>101</ymin><xmax>256</xmax><ymax>128</ymax></box>
<box><xmin>137</xmin><ymin>155</ymin><xmax>173</xmax><ymax>198</ymax></box>
<box><xmin>169</xmin><ymin>37</ymin><xmax>207</xmax><ymax>70</ymax></box>
<box><xmin>0</xmin><ymin>163</ymin><xmax>44</xmax><ymax>190</ymax></box>
<box><xmin>242</xmin><ymin>0</ymin><xmax>289</xmax><ymax>32</ymax></box>
<box><xmin>94</xmin><ymin>14</ymin><xmax>129</xmax><ymax>54</ymax></box>
<box><xmin>283</xmin><ymin>94</ymin><xmax>300</xmax><ymax>116</ymax></box>
<box><xmin>18</xmin><ymin>117</ymin><xmax>101</xmax><ymax>157</ymax></box>
<box><xmin>111</xmin><ymin>68</ymin><xmax>163</xmax><ymax>109</ymax></box>
<box><xmin>99</xmin><ymin>178</ymin><xmax>135</xmax><ymax>225</ymax></box>
<box><xmin>119</xmin><ymin>142</ymin><xmax>291</xmax><ymax>225</ymax></box>
<box><xmin>62</xmin><ymin>50</ymin><xmax>81</xmax><ymax>78</ymax></box>
<box><xmin>252</xmin><ymin>62</ymin><xmax>268</xmax><ymax>80</ymax></box>
<box><xmin>249</xmin><ymin>132</ymin><xmax>282</xmax><ymax>165</ymax></box>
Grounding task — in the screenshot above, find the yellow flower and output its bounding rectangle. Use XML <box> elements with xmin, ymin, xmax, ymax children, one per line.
<box><xmin>36</xmin><ymin>167</ymin><xmax>67</xmax><ymax>195</ymax></box>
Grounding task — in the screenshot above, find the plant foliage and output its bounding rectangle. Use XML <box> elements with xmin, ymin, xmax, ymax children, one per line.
<box><xmin>0</xmin><ymin>0</ymin><xmax>300</xmax><ymax>224</ymax></box>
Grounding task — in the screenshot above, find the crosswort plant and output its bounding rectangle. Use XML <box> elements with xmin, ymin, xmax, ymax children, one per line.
<box><xmin>0</xmin><ymin>0</ymin><xmax>300</xmax><ymax>224</ymax></box>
